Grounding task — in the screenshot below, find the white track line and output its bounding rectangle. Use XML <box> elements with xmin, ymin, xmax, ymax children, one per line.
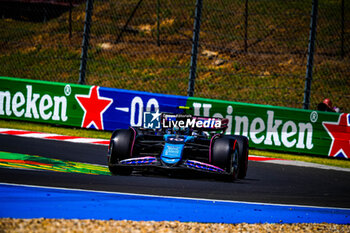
<box><xmin>259</xmin><ymin>159</ymin><xmax>350</xmax><ymax>172</ymax></box>
<box><xmin>0</xmin><ymin>128</ymin><xmax>108</xmax><ymax>145</ymax></box>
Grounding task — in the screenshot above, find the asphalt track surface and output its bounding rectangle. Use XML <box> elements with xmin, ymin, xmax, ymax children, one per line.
<box><xmin>1</xmin><ymin>134</ymin><xmax>350</xmax><ymax>209</ymax></box>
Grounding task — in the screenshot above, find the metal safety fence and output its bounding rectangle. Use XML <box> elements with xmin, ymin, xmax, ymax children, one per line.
<box><xmin>0</xmin><ymin>0</ymin><xmax>349</xmax><ymax>112</ymax></box>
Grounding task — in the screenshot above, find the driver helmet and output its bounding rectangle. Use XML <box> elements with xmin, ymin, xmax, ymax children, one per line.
<box><xmin>323</xmin><ymin>98</ymin><xmax>333</xmax><ymax>109</ymax></box>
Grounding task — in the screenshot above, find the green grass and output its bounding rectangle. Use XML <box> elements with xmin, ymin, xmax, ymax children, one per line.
<box><xmin>1</xmin><ymin>0</ymin><xmax>349</xmax><ymax>111</ymax></box>
<box><xmin>1</xmin><ymin>119</ymin><xmax>349</xmax><ymax>169</ymax></box>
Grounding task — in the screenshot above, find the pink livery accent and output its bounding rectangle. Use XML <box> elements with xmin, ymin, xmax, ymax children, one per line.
<box><xmin>186</xmin><ymin>160</ymin><xmax>225</xmax><ymax>172</ymax></box>
<box><xmin>209</xmin><ymin>134</ymin><xmax>220</xmax><ymax>163</ymax></box>
<box><xmin>130</xmin><ymin>127</ymin><xmax>137</xmax><ymax>157</ymax></box>
<box><xmin>121</xmin><ymin>156</ymin><xmax>156</xmax><ymax>163</ymax></box>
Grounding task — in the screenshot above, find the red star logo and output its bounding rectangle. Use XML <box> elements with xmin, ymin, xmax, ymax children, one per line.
<box><xmin>323</xmin><ymin>113</ymin><xmax>350</xmax><ymax>158</ymax></box>
<box><xmin>75</xmin><ymin>86</ymin><xmax>113</xmax><ymax>130</ymax></box>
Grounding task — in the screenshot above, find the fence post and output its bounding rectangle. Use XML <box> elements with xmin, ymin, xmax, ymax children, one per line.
<box><xmin>244</xmin><ymin>0</ymin><xmax>248</xmax><ymax>53</ymax></box>
<box><xmin>303</xmin><ymin>0</ymin><xmax>318</xmax><ymax>109</ymax></box>
<box><xmin>115</xmin><ymin>0</ymin><xmax>143</xmax><ymax>44</ymax></box>
<box><xmin>341</xmin><ymin>0</ymin><xmax>345</xmax><ymax>59</ymax></box>
<box><xmin>79</xmin><ymin>0</ymin><xmax>93</xmax><ymax>85</ymax></box>
<box><xmin>69</xmin><ymin>0</ymin><xmax>72</xmax><ymax>39</ymax></box>
<box><xmin>157</xmin><ymin>0</ymin><xmax>160</xmax><ymax>46</ymax></box>
<box><xmin>187</xmin><ymin>0</ymin><xmax>203</xmax><ymax>97</ymax></box>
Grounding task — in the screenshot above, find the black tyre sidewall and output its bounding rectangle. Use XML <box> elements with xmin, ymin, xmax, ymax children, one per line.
<box><xmin>231</xmin><ymin>135</ymin><xmax>249</xmax><ymax>179</ymax></box>
<box><xmin>212</xmin><ymin>136</ymin><xmax>238</xmax><ymax>180</ymax></box>
<box><xmin>108</xmin><ymin>128</ymin><xmax>135</xmax><ymax>175</ymax></box>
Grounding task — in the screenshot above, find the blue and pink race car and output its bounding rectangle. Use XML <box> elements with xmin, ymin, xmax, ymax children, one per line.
<box><xmin>107</xmin><ymin>108</ymin><xmax>249</xmax><ymax>181</ymax></box>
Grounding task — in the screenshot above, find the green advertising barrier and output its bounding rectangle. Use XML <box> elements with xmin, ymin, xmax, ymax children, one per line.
<box><xmin>1</xmin><ymin>77</ymin><xmax>349</xmax><ymax>159</ymax></box>
<box><xmin>186</xmin><ymin>97</ymin><xmax>349</xmax><ymax>158</ymax></box>
<box><xmin>0</xmin><ymin>77</ymin><xmax>90</xmax><ymax>128</ymax></box>
<box><xmin>0</xmin><ymin>76</ymin><xmax>189</xmax><ymax>131</ymax></box>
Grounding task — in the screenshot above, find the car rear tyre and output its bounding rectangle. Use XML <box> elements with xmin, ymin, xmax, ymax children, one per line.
<box><xmin>108</xmin><ymin>128</ymin><xmax>135</xmax><ymax>176</ymax></box>
<box><xmin>231</xmin><ymin>135</ymin><xmax>249</xmax><ymax>179</ymax></box>
<box><xmin>211</xmin><ymin>136</ymin><xmax>239</xmax><ymax>181</ymax></box>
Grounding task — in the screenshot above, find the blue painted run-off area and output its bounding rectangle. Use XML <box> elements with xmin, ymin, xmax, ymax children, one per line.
<box><xmin>0</xmin><ymin>183</ymin><xmax>349</xmax><ymax>224</ymax></box>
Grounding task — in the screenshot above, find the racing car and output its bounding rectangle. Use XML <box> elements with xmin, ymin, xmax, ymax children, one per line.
<box><xmin>107</xmin><ymin>108</ymin><xmax>249</xmax><ymax>181</ymax></box>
